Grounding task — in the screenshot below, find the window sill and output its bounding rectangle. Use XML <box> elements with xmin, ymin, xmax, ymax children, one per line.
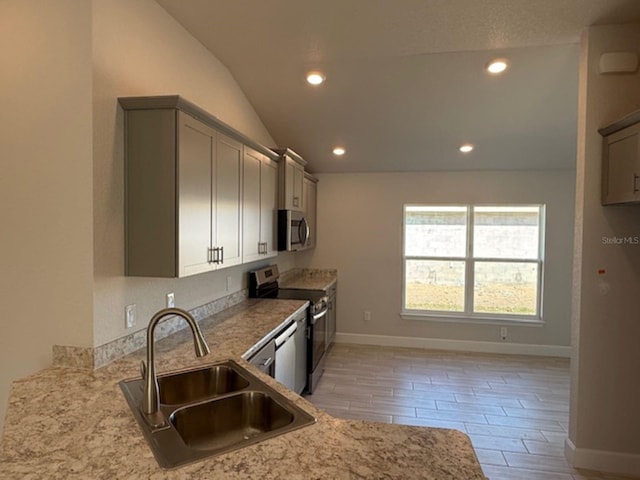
<box><xmin>400</xmin><ymin>311</ymin><xmax>544</xmax><ymax>327</ymax></box>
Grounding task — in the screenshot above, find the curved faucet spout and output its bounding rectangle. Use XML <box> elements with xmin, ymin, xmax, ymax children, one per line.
<box><xmin>142</xmin><ymin>308</ymin><xmax>210</xmax><ymax>420</ymax></box>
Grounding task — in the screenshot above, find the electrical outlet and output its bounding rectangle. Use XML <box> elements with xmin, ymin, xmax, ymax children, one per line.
<box><xmin>166</xmin><ymin>292</ymin><xmax>175</xmax><ymax>308</ymax></box>
<box><xmin>364</xmin><ymin>311</ymin><xmax>372</xmax><ymax>322</ymax></box>
<box><xmin>500</xmin><ymin>327</ymin><xmax>508</xmax><ymax>341</ymax></box>
<box><xmin>125</xmin><ymin>304</ymin><xmax>136</xmax><ymax>329</ymax></box>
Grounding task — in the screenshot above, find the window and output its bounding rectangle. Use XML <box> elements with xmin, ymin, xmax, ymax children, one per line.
<box><xmin>403</xmin><ymin>204</ymin><xmax>544</xmax><ymax>321</ymax></box>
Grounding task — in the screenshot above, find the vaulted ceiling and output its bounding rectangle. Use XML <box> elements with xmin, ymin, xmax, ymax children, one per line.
<box><xmin>156</xmin><ymin>0</ymin><xmax>640</xmax><ymax>173</ymax></box>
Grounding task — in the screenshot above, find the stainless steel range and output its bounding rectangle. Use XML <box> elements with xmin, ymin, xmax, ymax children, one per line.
<box><xmin>249</xmin><ymin>265</ymin><xmax>328</xmax><ymax>394</ymax></box>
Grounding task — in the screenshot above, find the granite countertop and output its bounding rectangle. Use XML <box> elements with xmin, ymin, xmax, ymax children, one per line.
<box><xmin>0</xmin><ymin>298</ymin><xmax>486</xmax><ymax>479</ymax></box>
<box><xmin>279</xmin><ymin>268</ymin><xmax>337</xmax><ymax>292</ymax></box>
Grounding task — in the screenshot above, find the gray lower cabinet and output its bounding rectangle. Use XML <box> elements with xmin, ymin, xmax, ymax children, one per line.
<box><xmin>326</xmin><ymin>283</ymin><xmax>337</xmax><ymax>348</ymax></box>
<box><xmin>121</xmin><ymin>98</ymin><xmax>244</xmax><ymax>277</ymax></box>
<box><xmin>600</xmin><ymin>112</ymin><xmax>640</xmax><ymax>205</ymax></box>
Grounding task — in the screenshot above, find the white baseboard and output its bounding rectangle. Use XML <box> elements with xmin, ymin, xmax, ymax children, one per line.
<box><xmin>334</xmin><ymin>333</ymin><xmax>571</xmax><ymax>357</ymax></box>
<box><xmin>565</xmin><ymin>437</ymin><xmax>640</xmax><ymax>477</ymax></box>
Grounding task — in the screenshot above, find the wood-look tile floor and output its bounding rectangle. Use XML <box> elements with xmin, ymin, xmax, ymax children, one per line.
<box><xmin>306</xmin><ymin>344</ymin><xmax>639</xmax><ymax>480</ymax></box>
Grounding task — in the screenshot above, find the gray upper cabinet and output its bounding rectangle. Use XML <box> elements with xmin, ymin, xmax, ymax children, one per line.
<box><xmin>177</xmin><ymin>112</ymin><xmax>216</xmax><ymax>276</ymax></box>
<box><xmin>120</xmin><ymin>95</ymin><xmax>278</xmax><ymax>277</ymax></box>
<box><xmin>275</xmin><ymin>148</ymin><xmax>306</xmax><ymax>211</ymax></box>
<box><xmin>214</xmin><ymin>133</ymin><xmax>243</xmax><ymax>269</ymax></box>
<box><xmin>243</xmin><ymin>146</ymin><xmax>278</xmax><ymax>263</ymax></box>
<box><xmin>600</xmin><ymin>111</ymin><xmax>640</xmax><ymax>206</ymax></box>
<box><xmin>303</xmin><ymin>173</ymin><xmax>318</xmax><ymax>249</ymax></box>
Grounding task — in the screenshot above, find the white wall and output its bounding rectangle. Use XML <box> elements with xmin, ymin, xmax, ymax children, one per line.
<box><xmin>568</xmin><ymin>24</ymin><xmax>640</xmax><ymax>475</ymax></box>
<box><xmin>301</xmin><ymin>170</ymin><xmax>575</xmax><ymax>351</ymax></box>
<box><xmin>91</xmin><ymin>0</ymin><xmax>292</xmax><ymax>347</ymax></box>
<box><xmin>0</xmin><ymin>0</ymin><xmax>94</xmax><ymax>433</ymax></box>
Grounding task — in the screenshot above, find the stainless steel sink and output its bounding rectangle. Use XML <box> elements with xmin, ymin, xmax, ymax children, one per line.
<box><xmin>119</xmin><ymin>359</ymin><xmax>316</xmax><ymax>469</ymax></box>
<box><xmin>158</xmin><ymin>364</ymin><xmax>250</xmax><ymax>405</ymax></box>
<box><xmin>171</xmin><ymin>391</ymin><xmax>295</xmax><ymax>450</ymax></box>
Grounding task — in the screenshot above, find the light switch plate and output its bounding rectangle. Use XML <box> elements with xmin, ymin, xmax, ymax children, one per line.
<box><xmin>125</xmin><ymin>304</ymin><xmax>136</xmax><ymax>329</ymax></box>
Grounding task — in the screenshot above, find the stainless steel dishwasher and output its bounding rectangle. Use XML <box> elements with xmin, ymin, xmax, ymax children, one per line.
<box><xmin>246</xmin><ymin>338</ymin><xmax>276</xmax><ymax>378</ymax></box>
<box><xmin>274</xmin><ymin>320</ymin><xmax>297</xmax><ymax>391</ymax></box>
<box><xmin>293</xmin><ymin>309</ymin><xmax>308</xmax><ymax>394</ymax></box>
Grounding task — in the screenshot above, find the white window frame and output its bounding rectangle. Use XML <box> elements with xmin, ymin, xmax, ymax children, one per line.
<box><xmin>401</xmin><ymin>204</ymin><xmax>545</xmax><ymax>325</ymax></box>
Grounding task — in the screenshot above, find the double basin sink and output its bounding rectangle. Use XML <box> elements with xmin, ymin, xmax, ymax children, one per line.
<box><xmin>119</xmin><ymin>359</ymin><xmax>316</xmax><ymax>469</ymax></box>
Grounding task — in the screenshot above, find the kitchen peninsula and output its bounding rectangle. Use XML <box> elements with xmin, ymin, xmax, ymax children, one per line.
<box><xmin>0</xmin><ymin>298</ymin><xmax>486</xmax><ymax>479</ymax></box>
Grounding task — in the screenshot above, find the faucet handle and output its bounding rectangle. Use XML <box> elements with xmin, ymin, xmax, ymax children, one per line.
<box><xmin>140</xmin><ymin>360</ymin><xmax>147</xmax><ymax>380</ymax></box>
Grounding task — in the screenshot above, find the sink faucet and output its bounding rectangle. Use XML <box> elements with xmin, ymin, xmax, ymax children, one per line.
<box><xmin>141</xmin><ymin>308</ymin><xmax>210</xmax><ymax>425</ymax></box>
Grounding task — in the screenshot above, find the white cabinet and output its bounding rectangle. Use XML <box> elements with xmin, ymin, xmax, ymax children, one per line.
<box><xmin>242</xmin><ymin>146</ymin><xmax>278</xmax><ymax>263</ymax></box>
<box><xmin>303</xmin><ymin>173</ymin><xmax>318</xmax><ymax>249</ymax></box>
<box><xmin>121</xmin><ymin>96</ymin><xmax>264</xmax><ymax>278</ymax></box>
<box><xmin>276</xmin><ymin>148</ymin><xmax>307</xmax><ymax>211</ymax></box>
<box><xmin>600</xmin><ymin>112</ymin><xmax>640</xmax><ymax>205</ymax></box>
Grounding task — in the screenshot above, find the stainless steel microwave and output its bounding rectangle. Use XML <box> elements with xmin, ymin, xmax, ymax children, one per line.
<box><xmin>278</xmin><ymin>210</ymin><xmax>310</xmax><ymax>251</ymax></box>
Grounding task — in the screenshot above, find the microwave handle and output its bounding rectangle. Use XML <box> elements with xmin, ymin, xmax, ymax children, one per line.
<box><xmin>299</xmin><ymin>217</ymin><xmax>310</xmax><ymax>246</ymax></box>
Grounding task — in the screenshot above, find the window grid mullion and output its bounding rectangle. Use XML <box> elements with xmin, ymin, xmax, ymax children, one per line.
<box><xmin>465</xmin><ymin>206</ymin><xmax>474</xmax><ymax>315</ymax></box>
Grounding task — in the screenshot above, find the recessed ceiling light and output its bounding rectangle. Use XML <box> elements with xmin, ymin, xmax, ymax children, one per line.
<box><xmin>332</xmin><ymin>147</ymin><xmax>346</xmax><ymax>156</ymax></box>
<box><xmin>486</xmin><ymin>58</ymin><xmax>509</xmax><ymax>75</ymax></box>
<box><xmin>459</xmin><ymin>144</ymin><xmax>474</xmax><ymax>153</ymax></box>
<box><xmin>306</xmin><ymin>71</ymin><xmax>325</xmax><ymax>85</ymax></box>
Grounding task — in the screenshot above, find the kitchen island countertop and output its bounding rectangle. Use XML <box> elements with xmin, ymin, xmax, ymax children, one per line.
<box><xmin>0</xmin><ymin>298</ymin><xmax>486</xmax><ymax>479</ymax></box>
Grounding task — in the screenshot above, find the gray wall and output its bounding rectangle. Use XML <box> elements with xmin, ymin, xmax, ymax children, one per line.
<box><xmin>569</xmin><ymin>23</ymin><xmax>640</xmax><ymax>473</ymax></box>
<box><xmin>0</xmin><ymin>0</ymin><xmax>94</xmax><ymax>434</ymax></box>
<box><xmin>301</xmin><ymin>170</ymin><xmax>575</xmax><ymax>351</ymax></box>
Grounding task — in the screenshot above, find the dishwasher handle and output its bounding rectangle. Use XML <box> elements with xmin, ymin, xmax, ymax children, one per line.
<box><xmin>274</xmin><ymin>321</ymin><xmax>297</xmax><ymax>348</ymax></box>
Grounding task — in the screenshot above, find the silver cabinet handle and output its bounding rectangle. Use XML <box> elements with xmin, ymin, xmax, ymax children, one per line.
<box><xmin>211</xmin><ymin>247</ymin><xmax>223</xmax><ymax>264</ymax></box>
<box><xmin>207</xmin><ymin>247</ymin><xmax>214</xmax><ymax>264</ymax></box>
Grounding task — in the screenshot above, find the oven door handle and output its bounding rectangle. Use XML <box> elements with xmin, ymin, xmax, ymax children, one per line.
<box><xmin>310</xmin><ymin>309</ymin><xmax>327</xmax><ymax>325</ymax></box>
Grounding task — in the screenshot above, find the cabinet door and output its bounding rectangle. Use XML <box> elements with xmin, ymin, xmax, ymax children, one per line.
<box><xmin>177</xmin><ymin>112</ymin><xmax>215</xmax><ymax>277</ymax></box>
<box><xmin>242</xmin><ymin>147</ymin><xmax>262</xmax><ymax>263</ymax></box>
<box><xmin>284</xmin><ymin>156</ymin><xmax>305</xmax><ymax>211</ymax></box>
<box><xmin>303</xmin><ymin>177</ymin><xmax>317</xmax><ymax>249</ymax></box>
<box><xmin>214</xmin><ymin>133</ymin><xmax>243</xmax><ymax>268</ymax></box>
<box><xmin>603</xmin><ymin>124</ymin><xmax>640</xmax><ymax>205</ymax></box>
<box><xmin>261</xmin><ymin>158</ymin><xmax>278</xmax><ymax>258</ymax></box>
<box><xmin>292</xmin><ymin>160</ymin><xmax>304</xmax><ymax>211</ymax></box>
